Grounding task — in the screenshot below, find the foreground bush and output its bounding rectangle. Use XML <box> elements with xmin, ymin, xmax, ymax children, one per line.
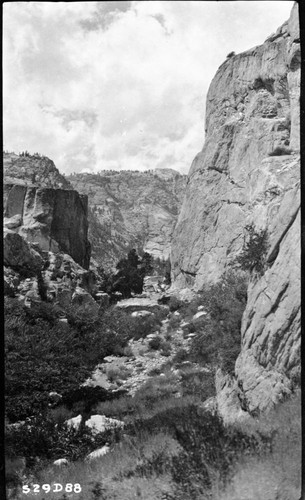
<box><xmin>189</xmin><ymin>271</ymin><xmax>248</xmax><ymax>374</ymax></box>
<box><xmin>126</xmin><ymin>402</ymin><xmax>266</xmax><ymax>499</ymax></box>
<box><xmin>5</xmin><ymin>414</ymin><xmax>122</xmax><ymax>464</ymax></box>
<box><xmin>5</xmin><ymin>299</ymin><xmax>137</xmax><ymax>422</ymax></box>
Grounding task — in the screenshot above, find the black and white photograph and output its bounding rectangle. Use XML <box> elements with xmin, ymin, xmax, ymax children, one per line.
<box><xmin>3</xmin><ymin>1</ymin><xmax>301</xmax><ymax>499</ymax></box>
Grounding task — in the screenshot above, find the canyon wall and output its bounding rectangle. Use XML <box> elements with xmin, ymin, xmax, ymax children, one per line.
<box><xmin>68</xmin><ymin>169</ymin><xmax>187</xmax><ymax>269</ymax></box>
<box><xmin>3</xmin><ymin>153</ymin><xmax>91</xmax><ymax>269</ymax></box>
<box><xmin>171</xmin><ymin>3</ymin><xmax>300</xmax><ymax>413</ymax></box>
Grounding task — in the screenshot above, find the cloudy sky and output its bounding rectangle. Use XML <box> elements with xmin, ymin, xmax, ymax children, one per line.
<box><xmin>3</xmin><ymin>1</ymin><xmax>293</xmax><ymax>175</ymax></box>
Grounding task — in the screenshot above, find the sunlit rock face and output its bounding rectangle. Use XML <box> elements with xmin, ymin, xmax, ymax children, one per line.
<box><xmin>171</xmin><ymin>3</ymin><xmax>299</xmax><ymax>289</ymax></box>
<box><xmin>3</xmin><ymin>155</ymin><xmax>91</xmax><ymax>269</ymax></box>
<box><xmin>68</xmin><ymin>169</ymin><xmax>187</xmax><ymax>269</ymax></box>
<box><xmin>171</xmin><ymin>3</ymin><xmax>300</xmax><ymax>413</ymax></box>
<box><xmin>4</xmin><ymin>184</ymin><xmax>91</xmax><ymax>269</ymax></box>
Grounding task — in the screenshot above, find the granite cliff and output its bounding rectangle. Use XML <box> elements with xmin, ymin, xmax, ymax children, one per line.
<box><xmin>68</xmin><ymin>169</ymin><xmax>187</xmax><ymax>269</ymax></box>
<box><xmin>3</xmin><ymin>152</ymin><xmax>73</xmax><ymax>190</ymax></box>
<box><xmin>3</xmin><ymin>153</ymin><xmax>90</xmax><ymax>269</ymax></box>
<box><xmin>171</xmin><ymin>3</ymin><xmax>300</xmax><ymax>414</ymax></box>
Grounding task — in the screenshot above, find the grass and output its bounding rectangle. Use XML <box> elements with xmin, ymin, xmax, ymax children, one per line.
<box><xmin>217</xmin><ymin>390</ymin><xmax>301</xmax><ymax>500</ymax></box>
<box><xmin>6</xmin><ymin>391</ymin><xmax>301</xmax><ymax>500</ymax></box>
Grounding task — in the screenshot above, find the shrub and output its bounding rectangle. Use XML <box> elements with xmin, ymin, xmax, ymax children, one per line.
<box><xmin>36</xmin><ymin>270</ymin><xmax>48</xmax><ymax>301</ymax></box>
<box><xmin>5</xmin><ymin>413</ymin><xmax>122</xmax><ymax>464</ymax></box>
<box><xmin>234</xmin><ymin>223</ymin><xmax>268</xmax><ymax>275</ymax></box>
<box><xmin>227</xmin><ymin>51</ymin><xmax>235</xmax><ymax>58</ymax></box>
<box><xmin>149</xmin><ymin>336</ymin><xmax>162</xmax><ymax>350</ymax></box>
<box><xmin>180</xmin><ymin>369</ymin><xmax>215</xmax><ymax>400</ymax></box>
<box><xmin>189</xmin><ymin>272</ymin><xmax>248</xmax><ymax>374</ymax></box>
<box><xmin>268</xmin><ymin>146</ymin><xmax>292</xmax><ymax>156</ymax></box>
<box><xmin>131</xmin><ymin>314</ymin><xmax>163</xmax><ymax>341</ymax></box>
<box><xmin>172</xmin><ymin>349</ymin><xmax>189</xmax><ymax>364</ymax></box>
<box><xmin>160</xmin><ymin>341</ymin><xmax>172</xmax><ymax>357</ymax></box>
<box><xmin>132</xmin><ymin>374</ymin><xmax>180</xmax><ymax>409</ymax></box>
<box><xmin>106</xmin><ymin>365</ymin><xmax>132</xmax><ymax>383</ymax></box>
<box><xmin>110</xmin><ymin>249</ymin><xmax>154</xmax><ymax>299</ymax></box>
<box><xmin>168</xmin><ymin>297</ymin><xmax>183</xmax><ymax>312</ymax></box>
<box><xmin>167</xmin><ymin>314</ymin><xmax>181</xmax><ymax>331</ymax></box>
<box><xmin>5</xmin><ymin>299</ymin><xmax>135</xmax><ymax>422</ymax></box>
<box><xmin>127</xmin><ymin>402</ymin><xmax>263</xmax><ymax>497</ymax></box>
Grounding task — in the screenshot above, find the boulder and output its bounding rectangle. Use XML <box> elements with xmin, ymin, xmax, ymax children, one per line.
<box><xmin>116</xmin><ymin>297</ymin><xmax>164</xmax><ymax>314</ymax></box>
<box><xmin>53</xmin><ymin>458</ymin><xmax>69</xmax><ymax>467</ymax></box>
<box><xmin>71</xmin><ymin>287</ymin><xmax>99</xmax><ymax>312</ymax></box>
<box><xmin>85</xmin><ymin>415</ymin><xmax>124</xmax><ymax>435</ymax></box>
<box><xmin>56</xmin><ymin>288</ymin><xmax>73</xmax><ymax>308</ymax></box>
<box><xmin>3</xmin><ymin>229</ymin><xmax>43</xmax><ymax>274</ymax></box>
<box><xmin>4</xmin><ymin>214</ymin><xmax>22</xmax><ymax>229</ymax></box>
<box><xmin>85</xmin><ymin>445</ymin><xmax>110</xmax><ymax>461</ymax></box>
<box><xmin>192</xmin><ymin>311</ymin><xmax>207</xmax><ymax>320</ymax></box>
<box><xmin>131</xmin><ymin>310</ymin><xmax>152</xmax><ymax>318</ymax></box>
<box><xmin>95</xmin><ymin>292</ymin><xmax>110</xmax><ymax>308</ymax></box>
<box><xmin>65</xmin><ymin>414</ymin><xmax>82</xmax><ymax>430</ymax></box>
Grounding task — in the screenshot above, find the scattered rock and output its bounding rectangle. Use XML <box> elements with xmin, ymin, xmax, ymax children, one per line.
<box><xmin>131</xmin><ymin>310</ymin><xmax>152</xmax><ymax>318</ymax></box>
<box><xmin>53</xmin><ymin>458</ymin><xmax>69</xmax><ymax>467</ymax></box>
<box><xmin>85</xmin><ymin>445</ymin><xmax>110</xmax><ymax>461</ymax></box>
<box><xmin>71</xmin><ymin>287</ymin><xmax>99</xmax><ymax>312</ymax></box>
<box><xmin>192</xmin><ymin>311</ymin><xmax>207</xmax><ymax>320</ymax></box>
<box><xmin>85</xmin><ymin>415</ymin><xmax>124</xmax><ymax>434</ymax></box>
<box><xmin>65</xmin><ymin>415</ymin><xmax>82</xmax><ymax>430</ymax></box>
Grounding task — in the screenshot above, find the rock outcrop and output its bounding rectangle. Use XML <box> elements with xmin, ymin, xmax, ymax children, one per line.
<box><xmin>3</xmin><ymin>152</ymin><xmax>73</xmax><ymax>190</ymax></box>
<box><xmin>3</xmin><ymin>229</ymin><xmax>43</xmax><ymax>274</ymax></box>
<box><xmin>67</xmin><ymin>169</ymin><xmax>187</xmax><ymax>269</ymax></box>
<box><xmin>171</xmin><ymin>3</ymin><xmax>300</xmax><ymax>414</ymax></box>
<box><xmin>4</xmin><ymin>184</ymin><xmax>91</xmax><ymax>269</ymax></box>
<box><xmin>171</xmin><ymin>3</ymin><xmax>300</xmax><ymax>288</ymax></box>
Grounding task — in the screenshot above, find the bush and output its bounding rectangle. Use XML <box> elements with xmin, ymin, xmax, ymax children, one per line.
<box><xmin>268</xmin><ymin>146</ymin><xmax>292</xmax><ymax>156</ymax></box>
<box><xmin>5</xmin><ymin>299</ymin><xmax>136</xmax><ymax>422</ymax></box>
<box><xmin>189</xmin><ymin>272</ymin><xmax>248</xmax><ymax>374</ymax></box>
<box><xmin>132</xmin><ymin>374</ymin><xmax>180</xmax><ymax>409</ymax></box>
<box><xmin>234</xmin><ymin>224</ymin><xmax>268</xmax><ymax>275</ymax></box>
<box><xmin>160</xmin><ymin>341</ymin><xmax>172</xmax><ymax>357</ymax></box>
<box><xmin>168</xmin><ymin>297</ymin><xmax>183</xmax><ymax>312</ymax></box>
<box><xmin>167</xmin><ymin>314</ymin><xmax>181</xmax><ymax>331</ymax></box>
<box><xmin>36</xmin><ymin>270</ymin><xmax>48</xmax><ymax>301</ymax></box>
<box><xmin>5</xmin><ymin>413</ymin><xmax>122</xmax><ymax>464</ymax></box>
<box><xmin>173</xmin><ymin>349</ymin><xmax>189</xmax><ymax>364</ymax></box>
<box><xmin>127</xmin><ymin>402</ymin><xmax>263</xmax><ymax>498</ymax></box>
<box><xmin>106</xmin><ymin>365</ymin><xmax>132</xmax><ymax>383</ymax></box>
<box><xmin>180</xmin><ymin>369</ymin><xmax>215</xmax><ymax>400</ymax></box>
<box><xmin>149</xmin><ymin>336</ymin><xmax>162</xmax><ymax>350</ymax></box>
<box><xmin>131</xmin><ymin>314</ymin><xmax>163</xmax><ymax>341</ymax></box>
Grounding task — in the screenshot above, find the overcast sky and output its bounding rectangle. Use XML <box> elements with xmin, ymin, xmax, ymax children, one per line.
<box><xmin>3</xmin><ymin>1</ymin><xmax>294</xmax><ymax>175</ymax></box>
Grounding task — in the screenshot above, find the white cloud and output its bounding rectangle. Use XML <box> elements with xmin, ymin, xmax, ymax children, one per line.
<box><xmin>3</xmin><ymin>1</ymin><xmax>293</xmax><ymax>174</ymax></box>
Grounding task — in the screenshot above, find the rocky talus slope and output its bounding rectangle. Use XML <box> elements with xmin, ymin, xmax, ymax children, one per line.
<box><xmin>171</xmin><ymin>4</ymin><xmax>300</xmax><ymax>414</ymax></box>
<box><xmin>67</xmin><ymin>168</ymin><xmax>187</xmax><ymax>269</ymax></box>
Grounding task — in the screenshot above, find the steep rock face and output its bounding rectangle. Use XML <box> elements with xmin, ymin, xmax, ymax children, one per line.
<box><xmin>171</xmin><ymin>3</ymin><xmax>300</xmax><ymax>289</ymax></box>
<box><xmin>68</xmin><ymin>169</ymin><xmax>187</xmax><ymax>269</ymax></box>
<box><xmin>4</xmin><ymin>184</ymin><xmax>91</xmax><ymax>269</ymax></box>
<box><xmin>171</xmin><ymin>4</ymin><xmax>300</xmax><ymax>413</ymax></box>
<box><xmin>3</xmin><ymin>152</ymin><xmax>73</xmax><ymax>190</ymax></box>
